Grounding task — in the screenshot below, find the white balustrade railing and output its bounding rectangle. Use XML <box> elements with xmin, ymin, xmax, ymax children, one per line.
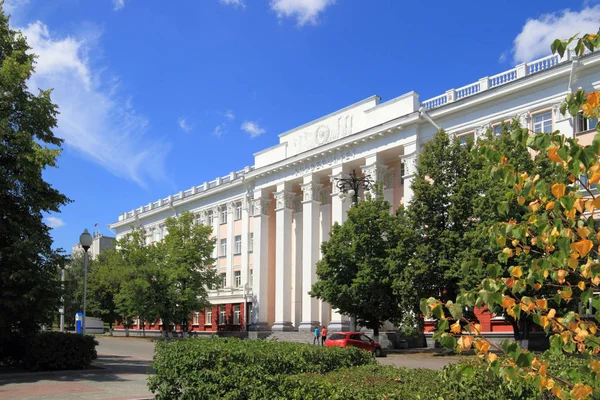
<box><xmin>118</xmin><ymin>166</ymin><xmax>255</xmax><ymax>222</ymax></box>
<box><xmin>421</xmin><ymin>51</ymin><xmax>574</xmax><ymax>111</ymax></box>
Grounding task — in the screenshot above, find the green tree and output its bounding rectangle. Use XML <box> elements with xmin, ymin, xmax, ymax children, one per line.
<box><xmin>61</xmin><ymin>252</ymin><xmax>93</xmax><ymax>329</ymax></box>
<box><xmin>157</xmin><ymin>211</ymin><xmax>218</xmax><ymax>334</ymax></box>
<box><xmin>311</xmin><ymin>193</ymin><xmax>405</xmax><ymax>339</ymax></box>
<box><xmin>86</xmin><ymin>251</ymin><xmax>125</xmax><ymax>333</ymax></box>
<box><xmin>0</xmin><ymin>7</ymin><xmax>70</xmax><ymax>342</ymax></box>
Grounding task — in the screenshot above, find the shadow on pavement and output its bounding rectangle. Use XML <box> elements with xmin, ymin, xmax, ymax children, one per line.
<box><xmin>0</xmin><ymin>355</ymin><xmax>154</xmax><ymax>385</ymax></box>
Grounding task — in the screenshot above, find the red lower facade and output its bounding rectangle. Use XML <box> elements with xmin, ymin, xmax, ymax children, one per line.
<box><xmin>424</xmin><ymin>306</ymin><xmax>513</xmax><ymax>333</ymax></box>
<box><xmin>114</xmin><ymin>302</ymin><xmax>251</xmax><ymax>332</ymax></box>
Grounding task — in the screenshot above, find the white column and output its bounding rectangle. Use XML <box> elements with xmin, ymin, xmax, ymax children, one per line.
<box><xmin>361</xmin><ymin>154</ymin><xmax>394</xmax><ymax>208</ymax></box>
<box><xmin>328</xmin><ymin>165</ymin><xmax>351</xmax><ymax>332</ymax></box>
<box><xmin>211</xmin><ymin>206</ymin><xmax>220</xmax><ymax>261</ymax></box>
<box><xmin>292</xmin><ymin>197</ymin><xmax>303</xmax><ymax>329</ymax></box>
<box><xmin>272</xmin><ymin>185</ymin><xmax>295</xmax><ymax>331</ymax></box>
<box><xmin>250</xmin><ymin>194</ymin><xmax>270</xmax><ymax>331</ymax></box>
<box><xmin>319</xmin><ymin>186</ymin><xmax>331</xmax><ymax>328</ymax></box>
<box><xmin>226</xmin><ymin>201</ymin><xmax>235</xmax><ymax>288</ymax></box>
<box><xmin>298</xmin><ymin>176</ymin><xmax>322</xmax><ymax>331</ymax></box>
<box><xmin>241</xmin><ymin>195</ymin><xmax>250</xmax><ymax>291</ymax></box>
<box><xmin>400</xmin><ymin>141</ymin><xmax>419</xmax><ymax>206</ymax></box>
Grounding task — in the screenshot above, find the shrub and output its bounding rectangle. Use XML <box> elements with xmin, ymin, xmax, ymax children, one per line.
<box><xmin>148</xmin><ymin>337</ymin><xmax>374</xmax><ymax>399</ymax></box>
<box><xmin>20</xmin><ymin>332</ymin><xmax>98</xmax><ymax>371</ymax></box>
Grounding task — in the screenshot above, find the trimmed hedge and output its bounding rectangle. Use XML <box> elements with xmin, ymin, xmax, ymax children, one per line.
<box><xmin>1</xmin><ymin>332</ymin><xmax>98</xmax><ymax>371</ymax></box>
<box><xmin>148</xmin><ymin>337</ymin><xmax>375</xmax><ymax>399</ymax></box>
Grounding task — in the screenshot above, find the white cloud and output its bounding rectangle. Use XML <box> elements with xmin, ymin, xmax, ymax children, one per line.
<box><xmin>213</xmin><ymin>124</ymin><xmax>226</xmax><ymax>137</ymax></box>
<box><xmin>45</xmin><ymin>216</ymin><xmax>65</xmax><ymax>229</ymax></box>
<box><xmin>113</xmin><ymin>0</ymin><xmax>125</xmax><ymax>11</ymax></box>
<box><xmin>220</xmin><ymin>0</ymin><xmax>246</xmax><ymax>8</ymax></box>
<box><xmin>512</xmin><ymin>6</ymin><xmax>600</xmax><ymax>63</ymax></box>
<box><xmin>270</xmin><ymin>0</ymin><xmax>336</xmax><ymax>25</ymax></box>
<box><xmin>22</xmin><ymin>21</ymin><xmax>170</xmax><ymax>188</ymax></box>
<box><xmin>224</xmin><ymin>110</ymin><xmax>235</xmax><ymax>120</ymax></box>
<box><xmin>4</xmin><ymin>0</ymin><xmax>30</xmax><ymax>15</ymax></box>
<box><xmin>178</xmin><ymin>117</ymin><xmax>192</xmax><ymax>132</ymax></box>
<box><xmin>241</xmin><ymin>121</ymin><xmax>266</xmax><ymax>138</ymax></box>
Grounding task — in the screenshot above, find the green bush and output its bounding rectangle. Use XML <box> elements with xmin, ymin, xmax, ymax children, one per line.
<box><xmin>148</xmin><ymin>337</ymin><xmax>375</xmax><ymax>399</ymax></box>
<box><xmin>19</xmin><ymin>332</ymin><xmax>98</xmax><ymax>371</ymax></box>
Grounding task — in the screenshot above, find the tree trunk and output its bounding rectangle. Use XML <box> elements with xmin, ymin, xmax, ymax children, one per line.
<box><xmin>373</xmin><ymin>325</ymin><xmax>380</xmax><ymax>344</ymax></box>
<box><xmin>109</xmin><ymin>322</ymin><xmax>113</xmax><ymax>336</ymax></box>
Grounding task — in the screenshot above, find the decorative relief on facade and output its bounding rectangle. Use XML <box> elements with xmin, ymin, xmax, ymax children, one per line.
<box><xmin>274</xmin><ymin>191</ymin><xmax>296</xmax><ymax>210</ymax></box>
<box><xmin>519</xmin><ymin>113</ymin><xmax>531</xmax><ymax>128</ymax></box>
<box><xmin>211</xmin><ymin>206</ymin><xmax>220</xmax><ymax>222</ymax></box>
<box><xmin>401</xmin><ymin>153</ymin><xmax>417</xmax><ymax>177</ymax></box>
<box><xmin>301</xmin><ymin>182</ymin><xmax>323</xmax><ymax>202</ymax></box>
<box><xmin>319</xmin><ymin>186</ymin><xmax>331</xmax><ymax>205</ymax></box>
<box><xmin>294</xmin><ymin>149</ymin><xmax>356</xmax><ymax>176</ymax></box>
<box><xmin>476</xmin><ymin>124</ymin><xmax>490</xmax><ymax>138</ymax></box>
<box><xmin>329</xmin><ymin>174</ymin><xmax>342</xmax><ymax>195</ymax></box>
<box><xmin>553</xmin><ymin>103</ymin><xmax>568</xmax><ymax>121</ymax></box>
<box><xmin>289</xmin><ymin>114</ymin><xmax>354</xmax><ymax>155</ymax></box>
<box><xmin>226</xmin><ymin>201</ymin><xmax>235</xmax><ymax>214</ymax></box>
<box><xmin>252</xmin><ymin>198</ymin><xmax>270</xmax><ymax>217</ymax></box>
<box><xmin>198</xmin><ymin>210</ymin><xmax>207</xmax><ymax>225</ymax></box>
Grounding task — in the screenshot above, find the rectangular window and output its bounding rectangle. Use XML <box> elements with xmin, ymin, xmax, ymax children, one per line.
<box><xmin>235</xmin><ymin>202</ymin><xmax>243</xmax><ymax>220</ymax></box>
<box><xmin>193</xmin><ymin>312</ymin><xmax>199</xmax><ymax>325</ymax></box>
<box><xmin>576</xmin><ymin>111</ymin><xmax>599</xmax><ymax>133</ymax></box>
<box><xmin>221</xmin><ymin>208</ymin><xmax>227</xmax><ymax>224</ymax></box>
<box><xmin>532</xmin><ymin>111</ymin><xmax>552</xmax><ymax>134</ymax></box>
<box><xmin>220</xmin><ymin>273</ymin><xmax>226</xmax><ymax>288</ymax></box>
<box><xmin>234</xmin><ymin>270</ymin><xmax>241</xmax><ymax>288</ymax></box>
<box><xmin>207</xmin><ymin>211</ymin><xmax>214</xmax><ymax>226</ymax></box>
<box><xmin>233</xmin><ymin>305</ymin><xmax>240</xmax><ymax>325</ymax></box>
<box><xmin>234</xmin><ymin>235</ymin><xmax>242</xmax><ymax>254</ymax></box>
<box><xmin>580</xmin><ymin>174</ymin><xmax>598</xmax><ymax>194</ymax></box>
<box><xmin>580</xmin><ymin>292</ymin><xmax>599</xmax><ymax>317</ymax></box>
<box><xmin>205</xmin><ymin>308</ymin><xmax>212</xmax><ymax>325</ymax></box>
<box><xmin>457</xmin><ymin>131</ymin><xmax>475</xmax><ymax>146</ymax></box>
<box><xmin>248</xmin><ymin>233</ymin><xmax>254</xmax><ymax>253</ymax></box>
<box><xmin>249</xmin><ymin>268</ymin><xmax>253</xmax><ymax>287</ymax></box>
<box><xmin>220</xmin><ymin>239</ymin><xmax>227</xmax><ymax>257</ymax></box>
<box><xmin>492</xmin><ymin>123</ymin><xmax>505</xmax><ymax>137</ymax></box>
<box><xmin>219</xmin><ymin>306</ymin><xmax>226</xmax><ymax>325</ymax></box>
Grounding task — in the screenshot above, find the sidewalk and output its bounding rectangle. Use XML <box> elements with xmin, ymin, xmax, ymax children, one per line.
<box><xmin>0</xmin><ymin>355</ymin><xmax>154</xmax><ymax>400</ymax></box>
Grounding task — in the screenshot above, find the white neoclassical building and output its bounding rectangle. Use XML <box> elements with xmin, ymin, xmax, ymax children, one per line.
<box><xmin>110</xmin><ymin>49</ymin><xmax>600</xmax><ymax>334</ymax></box>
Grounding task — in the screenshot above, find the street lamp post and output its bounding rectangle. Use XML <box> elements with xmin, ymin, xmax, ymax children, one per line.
<box><xmin>334</xmin><ymin>170</ymin><xmax>374</xmax><ymax>331</ymax></box>
<box><xmin>79</xmin><ymin>229</ymin><xmax>93</xmax><ymax>336</ymax></box>
<box><xmin>59</xmin><ymin>265</ymin><xmax>65</xmax><ymax>332</ymax></box>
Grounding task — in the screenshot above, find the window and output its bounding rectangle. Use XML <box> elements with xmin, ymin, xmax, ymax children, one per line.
<box><xmin>233</xmin><ymin>305</ymin><xmax>240</xmax><ymax>325</ymax></box>
<box><xmin>360</xmin><ymin>334</ymin><xmax>372</xmax><ymax>343</ymax></box>
<box><xmin>235</xmin><ymin>202</ymin><xmax>243</xmax><ymax>220</ymax></box>
<box><xmin>220</xmin><ymin>239</ymin><xmax>227</xmax><ymax>257</ymax></box>
<box><xmin>153</xmin><ymin>228</ymin><xmax>160</xmax><ymax>243</ymax></box>
<box><xmin>205</xmin><ymin>308</ymin><xmax>212</xmax><ymax>325</ymax></box>
<box><xmin>220</xmin><ymin>273</ymin><xmax>226</xmax><ymax>288</ymax></box>
<box><xmin>580</xmin><ymin>292</ymin><xmax>599</xmax><ymax>318</ymax></box>
<box><xmin>349</xmin><ymin>333</ymin><xmax>361</xmax><ymax>341</ymax></box>
<box><xmin>207</xmin><ymin>211</ymin><xmax>214</xmax><ymax>226</ymax></box>
<box><xmin>492</xmin><ymin>124</ymin><xmax>504</xmax><ymax>137</ymax></box>
<box><xmin>576</xmin><ymin>111</ymin><xmax>598</xmax><ymax>133</ymax></box>
<box><xmin>234</xmin><ymin>270</ymin><xmax>242</xmax><ymax>288</ymax></box>
<box><xmin>234</xmin><ymin>235</ymin><xmax>242</xmax><ymax>254</ymax></box>
<box><xmin>249</xmin><ymin>268</ymin><xmax>253</xmax><ymax>287</ymax></box>
<box><xmin>456</xmin><ymin>131</ymin><xmax>475</xmax><ymax>146</ymax></box>
<box><xmin>248</xmin><ymin>233</ymin><xmax>254</xmax><ymax>252</ymax></box>
<box><xmin>219</xmin><ymin>305</ymin><xmax>226</xmax><ymax>325</ymax></box>
<box><xmin>532</xmin><ymin>111</ymin><xmax>552</xmax><ymax>133</ymax></box>
<box><xmin>580</xmin><ymin>174</ymin><xmax>598</xmax><ymax>193</ymax></box>
<box><xmin>247</xmin><ymin>303</ymin><xmax>252</xmax><ymax>323</ymax></box>
<box><xmin>193</xmin><ymin>312</ymin><xmax>199</xmax><ymax>325</ymax></box>
<box><xmin>221</xmin><ymin>207</ymin><xmax>227</xmax><ymax>224</ymax></box>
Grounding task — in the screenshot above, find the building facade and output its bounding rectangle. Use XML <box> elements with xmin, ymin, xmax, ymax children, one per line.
<box><xmin>72</xmin><ymin>233</ymin><xmax>116</xmax><ymax>260</ymax></box>
<box><xmin>110</xmin><ymin>50</ymin><xmax>600</xmax><ymax>334</ymax></box>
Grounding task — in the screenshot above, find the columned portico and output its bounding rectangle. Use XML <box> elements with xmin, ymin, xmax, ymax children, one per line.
<box><xmin>298</xmin><ymin>175</ymin><xmax>322</xmax><ymax>331</ymax></box>
<box><xmin>250</xmin><ymin>193</ymin><xmax>270</xmax><ymax>331</ymax></box>
<box><xmin>292</xmin><ymin>197</ymin><xmax>303</xmax><ymax>329</ymax></box>
<box><xmin>272</xmin><ymin>185</ymin><xmax>295</xmax><ymax>331</ymax></box>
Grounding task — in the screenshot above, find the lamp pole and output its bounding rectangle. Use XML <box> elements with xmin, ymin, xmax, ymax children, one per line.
<box><xmin>79</xmin><ymin>229</ymin><xmax>93</xmax><ymax>335</ymax></box>
<box><xmin>59</xmin><ymin>265</ymin><xmax>65</xmax><ymax>332</ymax></box>
<box><xmin>334</xmin><ymin>170</ymin><xmax>374</xmax><ymax>331</ymax></box>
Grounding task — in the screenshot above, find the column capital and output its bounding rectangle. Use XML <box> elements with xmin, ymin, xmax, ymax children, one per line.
<box><xmin>197</xmin><ymin>210</ymin><xmax>207</xmax><ymax>225</ymax></box>
<box><xmin>211</xmin><ymin>205</ymin><xmax>220</xmax><ymax>219</ymax></box>
<box><xmin>274</xmin><ymin>190</ymin><xmax>296</xmax><ymax>210</ymax></box>
<box><xmin>252</xmin><ymin>198</ymin><xmax>270</xmax><ymax>217</ymax></box>
<box><xmin>301</xmin><ymin>182</ymin><xmax>323</xmax><ymax>203</ymax></box>
<box><xmin>400</xmin><ymin>152</ymin><xmax>418</xmax><ymax>177</ymax></box>
<box><xmin>329</xmin><ymin>173</ymin><xmax>343</xmax><ymax>196</ymax></box>
<box><xmin>226</xmin><ymin>201</ymin><xmax>235</xmax><ymax>214</ymax></box>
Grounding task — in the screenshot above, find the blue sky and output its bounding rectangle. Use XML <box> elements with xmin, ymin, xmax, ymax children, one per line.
<box><xmin>7</xmin><ymin>0</ymin><xmax>600</xmax><ymax>252</ymax></box>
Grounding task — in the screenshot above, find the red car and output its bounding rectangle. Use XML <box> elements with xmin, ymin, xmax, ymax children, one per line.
<box><xmin>324</xmin><ymin>332</ymin><xmax>384</xmax><ymax>357</ymax></box>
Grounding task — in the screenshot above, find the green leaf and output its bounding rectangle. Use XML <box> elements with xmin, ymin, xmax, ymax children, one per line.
<box><xmin>440</xmin><ymin>335</ymin><xmax>457</xmax><ymax>350</ymax></box>
<box><xmin>515</xmin><ymin>351</ymin><xmax>533</xmax><ymax>368</ymax></box>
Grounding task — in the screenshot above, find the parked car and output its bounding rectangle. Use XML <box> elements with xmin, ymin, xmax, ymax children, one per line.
<box><xmin>324</xmin><ymin>332</ymin><xmax>383</xmax><ymax>357</ymax></box>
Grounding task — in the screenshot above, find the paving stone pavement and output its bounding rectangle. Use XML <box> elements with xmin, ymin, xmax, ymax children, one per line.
<box><xmin>0</xmin><ymin>338</ymin><xmax>155</xmax><ymax>400</ymax></box>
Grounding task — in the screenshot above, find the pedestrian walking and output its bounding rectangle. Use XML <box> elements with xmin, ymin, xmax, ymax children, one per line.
<box><xmin>321</xmin><ymin>326</ymin><xmax>327</xmax><ymax>346</ymax></box>
<box><xmin>313</xmin><ymin>325</ymin><xmax>320</xmax><ymax>345</ymax></box>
